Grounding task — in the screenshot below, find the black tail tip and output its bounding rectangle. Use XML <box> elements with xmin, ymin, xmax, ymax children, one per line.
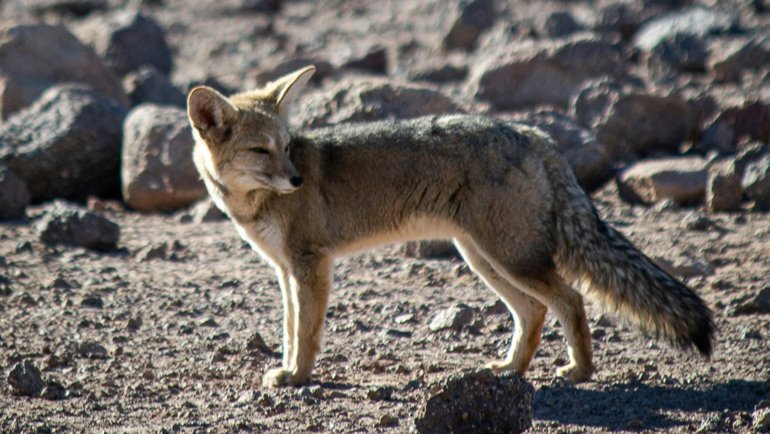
<box><xmin>690</xmin><ymin>315</ymin><xmax>716</xmax><ymax>358</ymax></box>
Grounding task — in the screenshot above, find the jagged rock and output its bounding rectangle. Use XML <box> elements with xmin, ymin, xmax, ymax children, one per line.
<box><xmin>414</xmin><ymin>369</ymin><xmax>533</xmax><ymax>434</ymax></box>
<box><xmin>123</xmin><ymin>66</ymin><xmax>185</xmax><ymax>108</ymax></box>
<box><xmin>297</xmin><ymin>79</ymin><xmax>462</xmax><ymax>127</ymax></box>
<box><xmin>74</xmin><ymin>10</ymin><xmax>173</xmax><ymax>76</ymax></box>
<box><xmin>0</xmin><ymin>23</ymin><xmax>127</xmax><ymax>119</ymax></box>
<box><xmin>473</xmin><ymin>35</ymin><xmax>623</xmax><ymax>110</ymax></box>
<box><xmin>36</xmin><ymin>201</ymin><xmax>120</xmax><ymax>251</ymax></box>
<box><xmin>122</xmin><ymin>104</ymin><xmax>206</xmax><ymax>212</ymax></box>
<box><xmin>618</xmin><ymin>157</ymin><xmax>708</xmax><ymax>206</ymax></box>
<box><xmin>0</xmin><ymin>165</ymin><xmax>30</xmax><ymax>221</ymax></box>
<box><xmin>704</xmin><ymin>102</ymin><xmax>770</xmax><ymax>150</ymax></box>
<box><xmin>0</xmin><ymin>84</ymin><xmax>127</xmax><ymax>202</ymax></box>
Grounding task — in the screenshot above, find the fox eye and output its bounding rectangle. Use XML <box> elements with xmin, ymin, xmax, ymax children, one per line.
<box><xmin>251</xmin><ymin>147</ymin><xmax>270</xmax><ymax>155</ymax></box>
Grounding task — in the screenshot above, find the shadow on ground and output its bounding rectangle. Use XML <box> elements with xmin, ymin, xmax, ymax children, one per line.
<box><xmin>534</xmin><ymin>379</ymin><xmax>770</xmax><ymax>430</ymax></box>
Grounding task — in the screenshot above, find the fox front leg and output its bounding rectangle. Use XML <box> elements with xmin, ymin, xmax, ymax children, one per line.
<box><xmin>263</xmin><ymin>256</ymin><xmax>332</xmax><ymax>387</ymax></box>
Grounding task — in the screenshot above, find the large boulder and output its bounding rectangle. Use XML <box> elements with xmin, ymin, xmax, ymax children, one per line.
<box><xmin>571</xmin><ymin>81</ymin><xmax>691</xmax><ymax>160</ymax></box>
<box><xmin>414</xmin><ymin>370</ymin><xmax>533</xmax><ymax>433</ymax></box>
<box><xmin>0</xmin><ymin>164</ymin><xmax>30</xmax><ymax>221</ymax></box>
<box><xmin>123</xmin><ymin>66</ymin><xmax>186</xmax><ymax>108</ymax></box>
<box><xmin>511</xmin><ymin>110</ymin><xmax>613</xmax><ymax>190</ymax></box>
<box><xmin>618</xmin><ymin>157</ymin><xmax>708</xmax><ymax>206</ymax></box>
<box><xmin>701</xmin><ymin>102</ymin><xmax>770</xmax><ymax>151</ymax></box>
<box><xmin>0</xmin><ymin>23</ymin><xmax>128</xmax><ymax>119</ymax></box>
<box><xmin>473</xmin><ymin>34</ymin><xmax>624</xmax><ymax>110</ymax></box>
<box><xmin>297</xmin><ymin>78</ymin><xmax>462</xmax><ymax>127</ymax></box>
<box><xmin>122</xmin><ymin>104</ymin><xmax>207</xmax><ymax>212</ymax></box>
<box><xmin>73</xmin><ymin>10</ymin><xmax>173</xmax><ymax>77</ymax></box>
<box><xmin>0</xmin><ymin>84</ymin><xmax>127</xmax><ymax>202</ymax></box>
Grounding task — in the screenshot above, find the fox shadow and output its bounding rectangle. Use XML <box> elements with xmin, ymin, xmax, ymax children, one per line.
<box><xmin>533</xmin><ymin>378</ymin><xmax>770</xmax><ymax>430</ymax></box>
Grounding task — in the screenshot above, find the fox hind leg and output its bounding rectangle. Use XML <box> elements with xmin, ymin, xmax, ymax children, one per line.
<box><xmin>466</xmin><ymin>237</ymin><xmax>595</xmax><ymax>383</ymax></box>
<box><xmin>454</xmin><ymin>238</ymin><xmax>547</xmax><ymax>375</ymax></box>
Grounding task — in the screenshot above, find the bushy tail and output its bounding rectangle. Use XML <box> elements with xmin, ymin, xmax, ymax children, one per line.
<box><xmin>548</xmin><ymin>165</ymin><xmax>715</xmax><ymax>356</ymax></box>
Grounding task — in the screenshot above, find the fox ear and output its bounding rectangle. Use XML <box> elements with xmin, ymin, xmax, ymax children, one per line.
<box><xmin>269</xmin><ymin>65</ymin><xmax>316</xmax><ymax>119</ymax></box>
<box><xmin>187</xmin><ymin>86</ymin><xmax>238</xmax><ymax>133</ymax></box>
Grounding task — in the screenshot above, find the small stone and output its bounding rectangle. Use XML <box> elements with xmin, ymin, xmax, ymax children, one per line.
<box><xmin>342</xmin><ymin>45</ymin><xmax>388</xmax><ymax>74</ymax></box>
<box><xmin>40</xmin><ymin>381</ymin><xmax>67</xmax><ymax>401</ymax></box>
<box><xmin>7</xmin><ymin>361</ymin><xmax>44</xmax><ymax>397</ymax></box>
<box><xmin>367</xmin><ymin>385</ymin><xmax>395</xmax><ymax>401</ymax></box>
<box><xmin>77</xmin><ymin>341</ymin><xmax>108</xmax><ymax>359</ymax></box>
<box><xmin>443</xmin><ymin>0</ymin><xmax>497</xmax><ymax>50</ymax></box>
<box><xmin>429</xmin><ymin>304</ymin><xmax>475</xmax><ymax>332</ymax></box>
<box><xmin>127</xmin><ymin>316</ymin><xmax>142</xmax><ymax>331</ymax></box>
<box><xmin>136</xmin><ymin>242</ymin><xmax>168</xmax><ymax>261</ymax></box>
<box><xmin>378</xmin><ymin>414</ymin><xmax>399</xmax><ymax>427</ymax></box>
<box><xmin>200</xmin><ymin>318</ymin><xmax>219</xmax><ymax>328</ymax></box>
<box><xmin>245</xmin><ymin>332</ymin><xmax>270</xmax><ymax>353</ymax></box>
<box><xmin>542</xmin><ymin>11</ymin><xmax>583</xmax><ymax>38</ymax></box>
<box><xmin>80</xmin><ymin>295</ymin><xmax>104</xmax><ymax>309</ymax></box>
<box><xmin>742</xmin><ymin>153</ymin><xmax>770</xmax><ymax>211</ymax></box>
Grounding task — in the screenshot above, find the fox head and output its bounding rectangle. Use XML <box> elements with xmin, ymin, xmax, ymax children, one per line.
<box><xmin>187</xmin><ymin>66</ymin><xmax>316</xmax><ymax>195</ymax></box>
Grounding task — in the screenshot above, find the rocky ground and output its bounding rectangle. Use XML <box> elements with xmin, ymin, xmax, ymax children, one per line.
<box><xmin>1</xmin><ymin>0</ymin><xmax>770</xmax><ymax>432</ymax></box>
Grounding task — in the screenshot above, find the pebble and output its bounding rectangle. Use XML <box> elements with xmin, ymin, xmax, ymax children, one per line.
<box><xmin>7</xmin><ymin>361</ymin><xmax>44</xmax><ymax>397</ymax></box>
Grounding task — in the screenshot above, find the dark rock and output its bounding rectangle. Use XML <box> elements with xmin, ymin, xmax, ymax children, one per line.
<box><xmin>74</xmin><ymin>11</ymin><xmax>173</xmax><ymax>76</ymax></box>
<box><xmin>710</xmin><ymin>36</ymin><xmax>770</xmax><ymax>82</ymax></box>
<box><xmin>40</xmin><ymin>380</ymin><xmax>67</xmax><ymax>400</ymax></box>
<box><xmin>648</xmin><ymin>33</ymin><xmax>709</xmax><ymax>74</ymax></box>
<box><xmin>80</xmin><ymin>295</ymin><xmax>104</xmax><ymax>309</ymax></box>
<box><xmin>0</xmin><ymin>24</ymin><xmax>128</xmax><ymax>120</ymax></box>
<box><xmin>122</xmin><ymin>104</ymin><xmax>206</xmax><ymax>212</ymax></box>
<box><xmin>246</xmin><ymin>331</ymin><xmax>271</xmax><ymax>353</ymax></box>
<box><xmin>598</xmin><ymin>93</ymin><xmax>691</xmax><ymax>159</ymax></box>
<box><xmin>634</xmin><ymin>6</ymin><xmax>737</xmax><ymax>52</ymax></box>
<box><xmin>403</xmin><ymin>240</ymin><xmax>459</xmax><ymax>260</ymax></box>
<box><xmin>474</xmin><ymin>35</ymin><xmax>623</xmax><ymax>110</ymax></box>
<box><xmin>618</xmin><ymin>157</ymin><xmax>708</xmax><ymax>205</ymax></box>
<box><xmin>511</xmin><ymin>110</ymin><xmax>613</xmax><ymax>190</ymax></box>
<box><xmin>36</xmin><ymin>201</ymin><xmax>120</xmax><ymax>251</ymax></box>
<box><xmin>414</xmin><ymin>369</ymin><xmax>533</xmax><ymax>434</ymax></box>
<box><xmin>409</xmin><ymin>62</ymin><xmax>469</xmax><ymax>83</ymax></box>
<box><xmin>707</xmin><ymin>102</ymin><xmax>770</xmax><ymax>149</ymax></box>
<box><xmin>707</xmin><ymin>159</ymin><xmax>743</xmax><ymax>212</ymax></box>
<box><xmin>429</xmin><ymin>304</ymin><xmax>475</xmax><ymax>332</ymax></box>
<box><xmin>7</xmin><ymin>361</ymin><xmax>44</xmax><ymax>397</ymax></box>
<box><xmin>135</xmin><ymin>242</ymin><xmax>168</xmax><ymax>261</ymax></box>
<box><xmin>23</xmin><ymin>0</ymin><xmax>107</xmax><ymax>17</ymax></box>
<box><xmin>542</xmin><ymin>11</ymin><xmax>583</xmax><ymax>38</ymax></box>
<box><xmin>341</xmin><ymin>45</ymin><xmax>388</xmax><ymax>74</ymax></box>
<box><xmin>127</xmin><ymin>316</ymin><xmax>143</xmax><ymax>331</ymax></box>
<box><xmin>298</xmin><ymin>79</ymin><xmax>462</xmax><ymax>128</ymax></box>
<box><xmin>77</xmin><ymin>341</ymin><xmax>108</xmax><ymax>359</ymax></box>
<box><xmin>742</xmin><ymin>153</ymin><xmax>770</xmax><ymax>211</ymax></box>
<box><xmin>123</xmin><ymin>66</ymin><xmax>185</xmax><ymax>108</ymax></box>
<box><xmin>0</xmin><ymin>165</ymin><xmax>29</xmax><ymax>220</ymax></box>
<box><xmin>239</xmin><ymin>0</ymin><xmax>282</xmax><ymax>12</ymax></box>
<box><xmin>0</xmin><ymin>84</ymin><xmax>127</xmax><ymax>202</ymax></box>
<box><xmin>596</xmin><ymin>2</ymin><xmax>644</xmax><ymax>39</ymax></box>
<box><xmin>366</xmin><ymin>385</ymin><xmax>396</xmax><ymax>401</ymax></box>
<box><xmin>443</xmin><ymin>0</ymin><xmax>498</xmax><ymax>50</ymax></box>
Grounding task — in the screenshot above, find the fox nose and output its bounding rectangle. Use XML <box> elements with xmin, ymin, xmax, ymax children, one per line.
<box><xmin>290</xmin><ymin>176</ymin><xmax>304</xmax><ymax>187</ymax></box>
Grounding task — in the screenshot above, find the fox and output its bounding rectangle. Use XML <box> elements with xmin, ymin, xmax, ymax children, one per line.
<box><xmin>186</xmin><ymin>65</ymin><xmax>714</xmax><ymax>388</ymax></box>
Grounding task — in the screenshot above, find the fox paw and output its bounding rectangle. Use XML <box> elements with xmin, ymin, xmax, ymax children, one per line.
<box><xmin>555</xmin><ymin>363</ymin><xmax>593</xmax><ymax>383</ymax></box>
<box><xmin>262</xmin><ymin>367</ymin><xmax>309</xmax><ymax>388</ymax></box>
